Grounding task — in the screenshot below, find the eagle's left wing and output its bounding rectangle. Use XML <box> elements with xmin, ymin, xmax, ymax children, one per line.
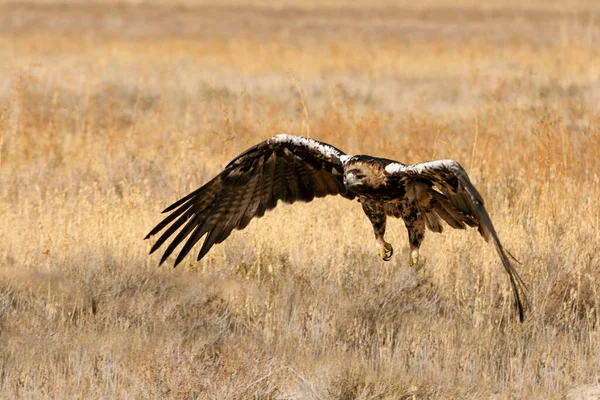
<box><xmin>385</xmin><ymin>160</ymin><xmax>528</xmax><ymax>321</ymax></box>
<box><xmin>145</xmin><ymin>134</ymin><xmax>354</xmax><ymax>267</ymax></box>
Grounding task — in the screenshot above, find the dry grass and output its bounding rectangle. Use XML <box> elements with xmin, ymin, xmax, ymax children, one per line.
<box><xmin>1</xmin><ymin>1</ymin><xmax>600</xmax><ymax>399</ymax></box>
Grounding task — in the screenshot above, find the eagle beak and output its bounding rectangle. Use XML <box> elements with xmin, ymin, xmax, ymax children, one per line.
<box><xmin>344</xmin><ymin>172</ymin><xmax>359</xmax><ymax>187</ymax></box>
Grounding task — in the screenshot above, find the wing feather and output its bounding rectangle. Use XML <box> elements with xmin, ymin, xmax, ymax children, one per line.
<box><xmin>159</xmin><ymin>212</ymin><xmax>205</xmax><ymax>265</ymax></box>
<box><xmin>387</xmin><ymin>160</ymin><xmax>528</xmax><ymax>321</ymax></box>
<box><xmin>174</xmin><ymin>163</ymin><xmax>264</xmax><ymax>266</ymax></box>
<box><xmin>146</xmin><ymin>204</ymin><xmax>194</xmax><ymax>248</ymax></box>
<box><xmin>311</xmin><ymin>169</ymin><xmax>329</xmax><ymax>198</ymax></box>
<box><xmin>238</xmin><ymin>160</ymin><xmax>270</xmax><ymax>229</ymax></box>
<box><xmin>174</xmin><ymin>222</ymin><xmax>207</xmax><ymax>266</ymax></box>
<box><xmin>423</xmin><ymin>211</ymin><xmax>443</xmax><ymax>233</ymax></box>
<box><xmin>183</xmin><ymin>166</ymin><xmax>256</xmax><ymax>264</ymax></box>
<box><xmin>161</xmin><ymin>173</ymin><xmax>245</xmax><ymax>265</ymax></box>
<box><xmin>282</xmin><ymin>156</ymin><xmax>298</xmax><ymax>202</ymax></box>
<box><xmin>295</xmin><ymin>160</ymin><xmax>316</xmax><ymax>202</ymax></box>
<box><xmin>254</xmin><ymin>153</ymin><xmax>277</xmax><ymax>218</ymax></box>
<box><xmin>320</xmin><ymin>169</ymin><xmax>343</xmax><ymax>195</ymax></box>
<box><xmin>146</xmin><ymin>134</ymin><xmax>354</xmax><ymax>265</ymax></box>
<box><xmin>145</xmin><ymin>198</ymin><xmax>194</xmax><ymax>240</ymax></box>
<box><xmin>213</xmin><ymin>162</ymin><xmax>264</xmax><ymax>246</ymax></box>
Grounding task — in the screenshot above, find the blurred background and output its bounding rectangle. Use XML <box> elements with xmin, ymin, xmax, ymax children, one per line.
<box><xmin>1</xmin><ymin>1</ymin><xmax>599</xmax><ymax>398</ymax></box>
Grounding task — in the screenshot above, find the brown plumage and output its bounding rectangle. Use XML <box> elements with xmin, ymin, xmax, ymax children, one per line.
<box><xmin>146</xmin><ymin>134</ymin><xmax>528</xmax><ymax>321</ymax></box>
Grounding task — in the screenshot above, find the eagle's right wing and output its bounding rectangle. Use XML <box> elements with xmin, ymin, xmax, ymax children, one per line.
<box><xmin>145</xmin><ymin>134</ymin><xmax>354</xmax><ymax>266</ymax></box>
<box><xmin>386</xmin><ymin>159</ymin><xmax>528</xmax><ymax>321</ymax></box>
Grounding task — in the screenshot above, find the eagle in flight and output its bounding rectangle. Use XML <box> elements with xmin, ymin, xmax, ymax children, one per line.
<box><xmin>146</xmin><ymin>134</ymin><xmax>527</xmax><ymax>321</ymax></box>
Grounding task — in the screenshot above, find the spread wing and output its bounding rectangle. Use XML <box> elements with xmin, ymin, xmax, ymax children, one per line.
<box><xmin>145</xmin><ymin>134</ymin><xmax>354</xmax><ymax>267</ymax></box>
<box><xmin>386</xmin><ymin>160</ymin><xmax>528</xmax><ymax>321</ymax></box>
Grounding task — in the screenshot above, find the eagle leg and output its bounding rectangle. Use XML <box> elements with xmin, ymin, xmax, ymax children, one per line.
<box><xmin>361</xmin><ymin>198</ymin><xmax>393</xmax><ymax>261</ymax></box>
<box><xmin>403</xmin><ymin>206</ymin><xmax>425</xmax><ymax>266</ymax></box>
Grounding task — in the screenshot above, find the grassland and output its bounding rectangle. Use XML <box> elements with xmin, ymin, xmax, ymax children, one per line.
<box><xmin>1</xmin><ymin>1</ymin><xmax>600</xmax><ymax>398</ymax></box>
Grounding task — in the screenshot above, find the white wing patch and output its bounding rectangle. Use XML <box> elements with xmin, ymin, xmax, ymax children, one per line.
<box><xmin>384</xmin><ymin>163</ymin><xmax>406</xmax><ymax>174</ymax></box>
<box><xmin>269</xmin><ymin>133</ymin><xmax>348</xmax><ymax>161</ymax></box>
<box><xmin>340</xmin><ymin>154</ymin><xmax>353</xmax><ymax>164</ymax></box>
<box><xmin>385</xmin><ymin>159</ymin><xmax>459</xmax><ymax>175</ymax></box>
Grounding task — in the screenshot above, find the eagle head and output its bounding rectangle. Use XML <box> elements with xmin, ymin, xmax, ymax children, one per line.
<box><xmin>344</xmin><ymin>168</ymin><xmax>370</xmax><ymax>192</ymax></box>
<box><xmin>343</xmin><ymin>157</ymin><xmax>388</xmax><ymax>193</ymax></box>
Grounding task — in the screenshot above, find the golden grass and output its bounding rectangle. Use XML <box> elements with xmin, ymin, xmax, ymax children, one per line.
<box><xmin>1</xmin><ymin>2</ymin><xmax>600</xmax><ymax>398</ymax></box>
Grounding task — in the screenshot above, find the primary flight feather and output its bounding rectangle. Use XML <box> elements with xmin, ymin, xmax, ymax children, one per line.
<box><xmin>146</xmin><ymin>134</ymin><xmax>528</xmax><ymax>321</ymax></box>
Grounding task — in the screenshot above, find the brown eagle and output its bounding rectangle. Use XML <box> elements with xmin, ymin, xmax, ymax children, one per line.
<box><xmin>146</xmin><ymin>134</ymin><xmax>527</xmax><ymax>321</ymax></box>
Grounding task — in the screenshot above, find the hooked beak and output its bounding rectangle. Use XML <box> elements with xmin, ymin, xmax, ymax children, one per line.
<box><xmin>344</xmin><ymin>172</ymin><xmax>360</xmax><ymax>187</ymax></box>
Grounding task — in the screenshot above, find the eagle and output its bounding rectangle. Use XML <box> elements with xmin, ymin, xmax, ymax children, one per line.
<box><xmin>146</xmin><ymin>134</ymin><xmax>527</xmax><ymax>321</ymax></box>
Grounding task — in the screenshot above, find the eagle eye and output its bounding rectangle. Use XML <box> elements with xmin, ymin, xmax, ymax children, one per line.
<box><xmin>346</xmin><ymin>169</ymin><xmax>365</xmax><ymax>179</ymax></box>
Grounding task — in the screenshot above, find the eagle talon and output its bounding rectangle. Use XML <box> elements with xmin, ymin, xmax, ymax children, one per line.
<box><xmin>409</xmin><ymin>250</ymin><xmax>419</xmax><ymax>266</ymax></box>
<box><xmin>378</xmin><ymin>243</ymin><xmax>393</xmax><ymax>261</ymax></box>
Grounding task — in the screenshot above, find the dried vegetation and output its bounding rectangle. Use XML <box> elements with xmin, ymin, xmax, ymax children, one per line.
<box><xmin>1</xmin><ymin>1</ymin><xmax>599</xmax><ymax>398</ymax></box>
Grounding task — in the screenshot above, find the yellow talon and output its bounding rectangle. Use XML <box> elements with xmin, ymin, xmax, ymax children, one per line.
<box><xmin>409</xmin><ymin>250</ymin><xmax>419</xmax><ymax>266</ymax></box>
<box><xmin>378</xmin><ymin>243</ymin><xmax>393</xmax><ymax>261</ymax></box>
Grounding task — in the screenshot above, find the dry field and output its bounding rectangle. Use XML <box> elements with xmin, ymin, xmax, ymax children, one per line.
<box><xmin>1</xmin><ymin>1</ymin><xmax>600</xmax><ymax>399</ymax></box>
